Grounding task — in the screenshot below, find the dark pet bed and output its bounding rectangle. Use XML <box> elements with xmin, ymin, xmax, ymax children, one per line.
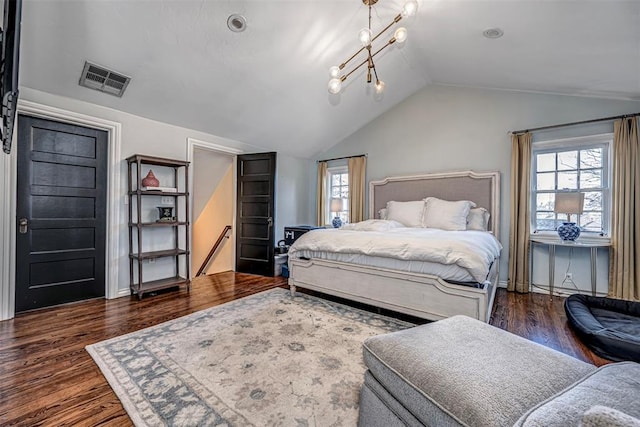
<box><xmin>565</xmin><ymin>294</ymin><xmax>640</xmax><ymax>363</ymax></box>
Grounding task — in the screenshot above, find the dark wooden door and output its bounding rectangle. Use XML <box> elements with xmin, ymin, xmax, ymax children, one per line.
<box><xmin>15</xmin><ymin>115</ymin><xmax>108</xmax><ymax>312</ymax></box>
<box><xmin>235</xmin><ymin>152</ymin><xmax>276</xmax><ymax>276</ymax></box>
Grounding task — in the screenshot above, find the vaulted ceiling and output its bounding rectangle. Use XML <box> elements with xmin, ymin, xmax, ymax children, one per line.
<box><xmin>19</xmin><ymin>0</ymin><xmax>640</xmax><ymax>158</ymax></box>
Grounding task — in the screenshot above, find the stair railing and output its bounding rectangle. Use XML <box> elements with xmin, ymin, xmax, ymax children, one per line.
<box><xmin>196</xmin><ymin>225</ymin><xmax>232</xmax><ymax>277</ymax></box>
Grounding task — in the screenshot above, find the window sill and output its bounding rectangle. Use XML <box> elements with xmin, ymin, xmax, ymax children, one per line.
<box><xmin>530</xmin><ymin>231</ymin><xmax>610</xmax><ymax>245</ymax></box>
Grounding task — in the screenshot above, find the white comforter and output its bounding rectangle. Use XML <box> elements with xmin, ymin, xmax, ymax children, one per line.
<box><xmin>288</xmin><ymin>220</ymin><xmax>502</xmax><ymax>283</ymax></box>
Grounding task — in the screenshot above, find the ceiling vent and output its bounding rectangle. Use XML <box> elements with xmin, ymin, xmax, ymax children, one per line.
<box><xmin>79</xmin><ymin>61</ymin><xmax>131</xmax><ymax>97</ymax></box>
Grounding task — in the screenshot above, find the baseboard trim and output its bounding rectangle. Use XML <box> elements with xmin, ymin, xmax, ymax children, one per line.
<box><xmin>115</xmin><ymin>288</ymin><xmax>132</xmax><ymax>299</ymax></box>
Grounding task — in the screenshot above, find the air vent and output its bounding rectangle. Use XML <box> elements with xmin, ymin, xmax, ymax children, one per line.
<box><xmin>79</xmin><ymin>61</ymin><xmax>131</xmax><ymax>97</ymax></box>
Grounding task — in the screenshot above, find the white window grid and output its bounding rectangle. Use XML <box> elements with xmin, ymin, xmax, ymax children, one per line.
<box><xmin>531</xmin><ymin>135</ymin><xmax>611</xmax><ymax>236</ymax></box>
<box><xmin>326</xmin><ymin>166</ymin><xmax>349</xmax><ymax>225</ymax></box>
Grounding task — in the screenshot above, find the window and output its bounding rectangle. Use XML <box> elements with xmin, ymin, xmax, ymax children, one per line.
<box><xmin>326</xmin><ymin>166</ymin><xmax>349</xmax><ymax>224</ymax></box>
<box><xmin>532</xmin><ymin>134</ymin><xmax>611</xmax><ymax>236</ymax></box>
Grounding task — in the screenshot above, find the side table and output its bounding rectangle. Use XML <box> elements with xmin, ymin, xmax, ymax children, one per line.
<box><xmin>529</xmin><ymin>237</ymin><xmax>610</xmax><ymax>298</ymax></box>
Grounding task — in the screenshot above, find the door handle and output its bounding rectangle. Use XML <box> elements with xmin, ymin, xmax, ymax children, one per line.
<box><xmin>19</xmin><ymin>218</ymin><xmax>28</xmax><ymax>234</ymax></box>
<box><xmin>267</xmin><ymin>217</ymin><xmax>273</xmax><ymax>227</ymax></box>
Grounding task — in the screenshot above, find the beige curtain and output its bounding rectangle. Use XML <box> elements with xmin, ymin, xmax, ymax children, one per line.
<box><xmin>609</xmin><ymin>117</ymin><xmax>640</xmax><ymax>301</ymax></box>
<box><xmin>316</xmin><ymin>161</ymin><xmax>328</xmax><ymax>226</ymax></box>
<box><xmin>348</xmin><ymin>156</ymin><xmax>367</xmax><ymax>223</ymax></box>
<box><xmin>508</xmin><ymin>132</ymin><xmax>532</xmax><ymax>293</ymax></box>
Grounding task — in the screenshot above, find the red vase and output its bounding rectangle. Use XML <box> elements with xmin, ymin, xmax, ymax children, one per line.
<box><xmin>141</xmin><ymin>170</ymin><xmax>159</xmax><ymax>187</ymax></box>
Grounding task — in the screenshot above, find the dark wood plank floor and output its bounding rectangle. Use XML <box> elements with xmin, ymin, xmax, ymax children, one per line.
<box><xmin>0</xmin><ymin>273</ymin><xmax>608</xmax><ymax>426</ymax></box>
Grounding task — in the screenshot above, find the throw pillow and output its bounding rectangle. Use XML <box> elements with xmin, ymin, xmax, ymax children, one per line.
<box><xmin>581</xmin><ymin>405</ymin><xmax>640</xmax><ymax>427</ymax></box>
<box><xmin>385</xmin><ymin>200</ymin><xmax>425</xmax><ymax>228</ymax></box>
<box><xmin>467</xmin><ymin>207</ymin><xmax>490</xmax><ymax>231</ymax></box>
<box><xmin>422</xmin><ymin>197</ymin><xmax>476</xmax><ymax>231</ymax></box>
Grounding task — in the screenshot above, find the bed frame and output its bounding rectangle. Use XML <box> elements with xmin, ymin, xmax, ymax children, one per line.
<box><xmin>289</xmin><ymin>170</ymin><xmax>501</xmax><ymax>322</ymax></box>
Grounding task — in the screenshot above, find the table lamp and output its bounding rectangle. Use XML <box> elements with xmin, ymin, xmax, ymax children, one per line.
<box><xmin>554</xmin><ymin>192</ymin><xmax>584</xmax><ymax>242</ymax></box>
<box><xmin>330</xmin><ymin>198</ymin><xmax>345</xmax><ymax>228</ymax></box>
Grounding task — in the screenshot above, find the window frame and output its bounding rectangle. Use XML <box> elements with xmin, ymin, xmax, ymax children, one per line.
<box><xmin>530</xmin><ymin>133</ymin><xmax>612</xmax><ymax>241</ymax></box>
<box><xmin>325</xmin><ymin>166</ymin><xmax>349</xmax><ymax>225</ymax></box>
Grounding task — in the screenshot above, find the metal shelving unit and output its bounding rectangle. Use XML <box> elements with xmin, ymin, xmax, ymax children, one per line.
<box><xmin>126</xmin><ymin>154</ymin><xmax>190</xmax><ymax>299</ymax></box>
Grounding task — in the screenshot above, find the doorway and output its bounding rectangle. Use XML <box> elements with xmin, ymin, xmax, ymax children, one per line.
<box><xmin>15</xmin><ymin>114</ymin><xmax>108</xmax><ymax>312</ymax></box>
<box><xmin>191</xmin><ymin>147</ymin><xmax>235</xmax><ymax>276</ymax></box>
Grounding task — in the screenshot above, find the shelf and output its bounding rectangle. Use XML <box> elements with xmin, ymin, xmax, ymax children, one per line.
<box><xmin>129</xmin><ymin>221</ymin><xmax>189</xmax><ymax>227</ymax></box>
<box><xmin>130</xmin><ymin>248</ymin><xmax>189</xmax><ymax>260</ymax></box>
<box><xmin>133</xmin><ymin>276</ymin><xmax>189</xmax><ymax>293</ymax></box>
<box><xmin>126</xmin><ymin>154</ymin><xmax>189</xmax><ymax>168</ymax></box>
<box><xmin>128</xmin><ymin>190</ymin><xmax>188</xmax><ymax>196</ymax></box>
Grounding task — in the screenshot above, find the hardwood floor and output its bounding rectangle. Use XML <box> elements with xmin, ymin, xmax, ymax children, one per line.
<box><xmin>490</xmin><ymin>288</ymin><xmax>610</xmax><ymax>366</ymax></box>
<box><xmin>0</xmin><ymin>273</ymin><xmax>608</xmax><ymax>426</ymax></box>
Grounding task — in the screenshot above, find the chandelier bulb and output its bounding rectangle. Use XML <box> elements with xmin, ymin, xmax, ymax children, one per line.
<box><xmin>329</xmin><ymin>65</ymin><xmax>341</xmax><ymax>78</ymax></box>
<box><xmin>358</xmin><ymin>28</ymin><xmax>372</xmax><ymax>47</ymax></box>
<box><xmin>394</xmin><ymin>27</ymin><xmax>408</xmax><ymax>44</ymax></box>
<box><xmin>401</xmin><ymin>0</ymin><xmax>418</xmax><ymax>17</ymax></box>
<box><xmin>375</xmin><ymin>80</ymin><xmax>385</xmax><ymax>95</ymax></box>
<box><xmin>328</xmin><ymin>78</ymin><xmax>343</xmax><ymax>94</ymax></box>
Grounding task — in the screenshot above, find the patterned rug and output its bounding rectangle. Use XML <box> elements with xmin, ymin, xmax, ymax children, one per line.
<box><xmin>86</xmin><ymin>288</ymin><xmax>412</xmax><ymax>426</ymax></box>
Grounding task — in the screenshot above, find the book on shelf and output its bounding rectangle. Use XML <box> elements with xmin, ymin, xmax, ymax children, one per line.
<box><xmin>142</xmin><ymin>186</ymin><xmax>178</xmax><ymax>193</ymax></box>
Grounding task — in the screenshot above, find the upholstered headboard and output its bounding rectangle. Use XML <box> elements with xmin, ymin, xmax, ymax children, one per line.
<box><xmin>369</xmin><ymin>170</ymin><xmax>500</xmax><ymax>238</ymax></box>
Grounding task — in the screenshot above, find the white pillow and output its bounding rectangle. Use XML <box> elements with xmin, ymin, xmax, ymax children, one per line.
<box><xmin>378</xmin><ymin>208</ymin><xmax>388</xmax><ymax>220</ymax></box>
<box><xmin>422</xmin><ymin>197</ymin><xmax>476</xmax><ymax>231</ymax></box>
<box><xmin>582</xmin><ymin>406</ymin><xmax>640</xmax><ymax>427</ymax></box>
<box><xmin>385</xmin><ymin>200</ymin><xmax>425</xmax><ymax>228</ymax></box>
<box><xmin>467</xmin><ymin>207</ymin><xmax>490</xmax><ymax>231</ymax></box>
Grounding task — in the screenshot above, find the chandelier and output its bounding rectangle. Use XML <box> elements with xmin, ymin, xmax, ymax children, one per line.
<box><xmin>328</xmin><ymin>0</ymin><xmax>418</xmax><ymax>95</ymax></box>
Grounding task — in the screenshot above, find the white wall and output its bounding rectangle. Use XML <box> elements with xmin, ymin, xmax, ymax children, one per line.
<box><xmin>192</xmin><ymin>149</ymin><xmax>233</xmax><ymax>219</ymax></box>
<box><xmin>315</xmin><ymin>84</ymin><xmax>640</xmax><ymax>292</ymax></box>
<box><xmin>275</xmin><ymin>155</ymin><xmax>315</xmax><ymax>243</ymax></box>
<box><xmin>4</xmin><ymin>87</ymin><xmax>312</xmax><ymax>301</ymax></box>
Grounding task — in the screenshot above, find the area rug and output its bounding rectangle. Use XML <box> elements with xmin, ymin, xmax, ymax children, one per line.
<box><xmin>86</xmin><ymin>288</ymin><xmax>413</xmax><ymax>426</ymax></box>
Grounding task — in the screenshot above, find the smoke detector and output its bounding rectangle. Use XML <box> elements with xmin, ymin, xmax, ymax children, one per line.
<box><xmin>483</xmin><ymin>28</ymin><xmax>504</xmax><ymax>39</ymax></box>
<box><xmin>227</xmin><ymin>14</ymin><xmax>247</xmax><ymax>32</ymax></box>
<box><xmin>79</xmin><ymin>61</ymin><xmax>131</xmax><ymax>97</ymax></box>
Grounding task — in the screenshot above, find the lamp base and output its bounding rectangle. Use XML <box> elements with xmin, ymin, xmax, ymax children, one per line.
<box><xmin>557</xmin><ymin>222</ymin><xmax>581</xmax><ymax>242</ymax></box>
<box><xmin>332</xmin><ymin>216</ymin><xmax>342</xmax><ymax>228</ymax></box>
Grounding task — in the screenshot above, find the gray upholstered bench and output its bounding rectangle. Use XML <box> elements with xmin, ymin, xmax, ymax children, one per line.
<box><xmin>359</xmin><ymin>315</ymin><xmax>640</xmax><ymax>427</ymax></box>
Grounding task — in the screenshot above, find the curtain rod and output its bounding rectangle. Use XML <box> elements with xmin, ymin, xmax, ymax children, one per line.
<box><xmin>317</xmin><ymin>154</ymin><xmax>367</xmax><ymax>163</ymax></box>
<box><xmin>511</xmin><ymin>112</ymin><xmax>640</xmax><ymax>135</ymax></box>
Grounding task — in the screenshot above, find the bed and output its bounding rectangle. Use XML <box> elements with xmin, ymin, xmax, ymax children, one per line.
<box><xmin>288</xmin><ymin>170</ymin><xmax>501</xmax><ymax>322</ymax></box>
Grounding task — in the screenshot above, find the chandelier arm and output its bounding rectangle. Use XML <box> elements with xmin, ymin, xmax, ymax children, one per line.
<box><xmin>367</xmin><ymin>48</ymin><xmax>373</xmax><ymax>83</ymax></box>
<box><xmin>338</xmin><ymin>13</ymin><xmax>402</xmax><ymax>71</ymax></box>
<box><xmin>342</xmin><ymin>56</ymin><xmax>370</xmax><ymax>81</ymax></box>
<box><xmin>372</xmin><ymin>37</ymin><xmax>395</xmax><ymax>57</ymax></box>
<box><xmin>341</xmin><ymin>36</ymin><xmax>396</xmax><ymax>82</ymax></box>
<box><xmin>340</xmin><ymin>46</ymin><xmax>367</xmax><ymax>70</ymax></box>
<box><xmin>371</xmin><ymin>14</ymin><xmax>402</xmax><ymax>44</ymax></box>
<box><xmin>370</xmin><ymin>54</ymin><xmax>380</xmax><ymax>83</ymax></box>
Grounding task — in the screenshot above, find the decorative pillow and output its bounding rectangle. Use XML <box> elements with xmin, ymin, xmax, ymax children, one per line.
<box><xmin>378</xmin><ymin>208</ymin><xmax>388</xmax><ymax>220</ymax></box>
<box><xmin>467</xmin><ymin>207</ymin><xmax>490</xmax><ymax>231</ymax></box>
<box><xmin>514</xmin><ymin>363</ymin><xmax>640</xmax><ymax>427</ymax></box>
<box><xmin>385</xmin><ymin>200</ymin><xmax>425</xmax><ymax>228</ymax></box>
<box><xmin>422</xmin><ymin>197</ymin><xmax>476</xmax><ymax>231</ymax></box>
<box><xmin>581</xmin><ymin>406</ymin><xmax>640</xmax><ymax>427</ymax></box>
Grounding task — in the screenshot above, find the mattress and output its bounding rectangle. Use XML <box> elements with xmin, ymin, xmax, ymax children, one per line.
<box><xmin>289</xmin><ymin>250</ymin><xmax>482</xmax><ymax>284</ymax></box>
<box><xmin>288</xmin><ymin>221</ymin><xmax>502</xmax><ymax>284</ymax></box>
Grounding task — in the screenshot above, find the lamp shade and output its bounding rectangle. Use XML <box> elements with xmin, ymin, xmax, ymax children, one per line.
<box><xmin>330</xmin><ymin>198</ymin><xmax>344</xmax><ymax>213</ymax></box>
<box><xmin>554</xmin><ymin>192</ymin><xmax>585</xmax><ymax>215</ymax></box>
